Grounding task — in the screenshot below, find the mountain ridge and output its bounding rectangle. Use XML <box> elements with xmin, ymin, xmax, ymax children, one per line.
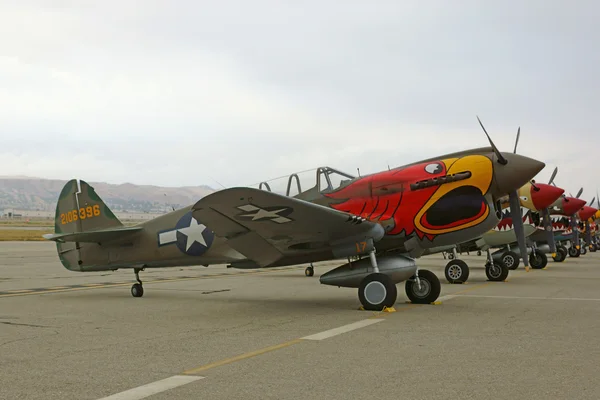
<box><xmin>0</xmin><ymin>176</ymin><xmax>216</xmax><ymax>213</ymax></box>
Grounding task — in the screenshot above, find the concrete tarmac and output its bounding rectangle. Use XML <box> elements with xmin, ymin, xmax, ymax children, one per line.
<box><xmin>1</xmin><ymin>242</ymin><xmax>600</xmax><ymax>399</ymax></box>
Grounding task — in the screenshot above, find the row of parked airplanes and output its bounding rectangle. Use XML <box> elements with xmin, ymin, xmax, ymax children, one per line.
<box><xmin>44</xmin><ymin>118</ymin><xmax>600</xmax><ymax>311</ymax></box>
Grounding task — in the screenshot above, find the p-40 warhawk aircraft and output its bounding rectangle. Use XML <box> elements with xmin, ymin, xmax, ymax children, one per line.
<box><xmin>44</xmin><ymin>136</ymin><xmax>544</xmax><ymax>311</ymax></box>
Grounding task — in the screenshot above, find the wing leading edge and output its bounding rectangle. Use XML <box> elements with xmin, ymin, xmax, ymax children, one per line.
<box><xmin>191</xmin><ymin>187</ymin><xmax>385</xmax><ymax>267</ymax></box>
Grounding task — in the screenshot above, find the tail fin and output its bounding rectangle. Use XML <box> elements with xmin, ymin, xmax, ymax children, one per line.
<box><xmin>53</xmin><ymin>179</ymin><xmax>123</xmax><ymax>271</ymax></box>
<box><xmin>55</xmin><ymin>179</ymin><xmax>122</xmax><ymax>234</ymax></box>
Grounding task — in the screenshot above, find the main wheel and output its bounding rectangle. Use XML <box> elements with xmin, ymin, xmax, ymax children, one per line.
<box><xmin>405</xmin><ymin>269</ymin><xmax>441</xmax><ymax>304</ymax></box>
<box><xmin>580</xmin><ymin>246</ymin><xmax>587</xmax><ymax>255</ymax></box>
<box><xmin>553</xmin><ymin>247</ymin><xmax>567</xmax><ymax>262</ymax></box>
<box><xmin>529</xmin><ymin>251</ymin><xmax>547</xmax><ymax>269</ymax></box>
<box><xmin>568</xmin><ymin>246</ymin><xmax>580</xmax><ymax>258</ymax></box>
<box><xmin>305</xmin><ymin>266</ymin><xmax>314</xmax><ymax>277</ymax></box>
<box><xmin>444</xmin><ymin>259</ymin><xmax>469</xmax><ymax>284</ymax></box>
<box><xmin>358</xmin><ymin>273</ymin><xmax>397</xmax><ymax>311</ymax></box>
<box><xmin>591</xmin><ymin>244</ymin><xmax>598</xmax><ymax>252</ymax></box>
<box><xmin>502</xmin><ymin>251</ymin><xmax>520</xmax><ymax>270</ymax></box>
<box><xmin>131</xmin><ymin>283</ymin><xmax>144</xmax><ymax>298</ymax></box>
<box><xmin>485</xmin><ymin>261</ymin><xmax>509</xmax><ymax>282</ymax></box>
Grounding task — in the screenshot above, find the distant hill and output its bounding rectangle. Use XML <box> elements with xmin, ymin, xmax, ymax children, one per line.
<box><xmin>0</xmin><ymin>176</ymin><xmax>215</xmax><ymax>213</ymax></box>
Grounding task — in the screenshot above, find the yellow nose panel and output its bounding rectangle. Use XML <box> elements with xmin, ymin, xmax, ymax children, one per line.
<box><xmin>414</xmin><ymin>155</ymin><xmax>493</xmax><ymax>235</ymax></box>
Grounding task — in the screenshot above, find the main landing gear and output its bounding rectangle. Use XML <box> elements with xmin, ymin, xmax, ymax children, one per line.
<box><xmin>444</xmin><ymin>248</ymin><xmax>469</xmax><ymax>284</ymax></box>
<box><xmin>131</xmin><ymin>267</ymin><xmax>144</xmax><ymax>297</ymax></box>
<box><xmin>529</xmin><ymin>249</ymin><xmax>548</xmax><ymax>269</ymax></box>
<box><xmin>568</xmin><ymin>246</ymin><xmax>580</xmax><ymax>258</ymax></box>
<box><xmin>485</xmin><ymin>249</ymin><xmax>509</xmax><ymax>282</ymax></box>
<box><xmin>552</xmin><ymin>245</ymin><xmax>568</xmax><ymax>262</ymax></box>
<box><xmin>358</xmin><ymin>250</ymin><xmax>441</xmax><ymax>311</ymax></box>
<box><xmin>501</xmin><ymin>250</ymin><xmax>520</xmax><ymax>270</ymax></box>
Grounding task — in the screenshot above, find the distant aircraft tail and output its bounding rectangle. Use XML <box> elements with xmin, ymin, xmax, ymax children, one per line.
<box><xmin>47</xmin><ymin>179</ymin><xmax>134</xmax><ymax>271</ymax></box>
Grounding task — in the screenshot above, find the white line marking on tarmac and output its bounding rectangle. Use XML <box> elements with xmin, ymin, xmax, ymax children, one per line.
<box><xmin>301</xmin><ymin>319</ymin><xmax>384</xmax><ymax>341</ymax></box>
<box><xmin>437</xmin><ymin>295</ymin><xmax>457</xmax><ymax>302</ymax></box>
<box><xmin>457</xmin><ymin>294</ymin><xmax>600</xmax><ymax>301</ymax></box>
<box><xmin>96</xmin><ymin>375</ymin><xmax>204</xmax><ymax>400</ymax></box>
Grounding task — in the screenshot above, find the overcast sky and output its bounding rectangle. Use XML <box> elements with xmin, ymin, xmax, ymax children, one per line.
<box><xmin>1</xmin><ymin>1</ymin><xmax>598</xmax><ymax>200</ymax></box>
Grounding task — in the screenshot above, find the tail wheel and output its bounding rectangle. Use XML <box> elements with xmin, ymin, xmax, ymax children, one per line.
<box><xmin>405</xmin><ymin>269</ymin><xmax>441</xmax><ymax>304</ymax></box>
<box><xmin>358</xmin><ymin>273</ymin><xmax>397</xmax><ymax>311</ymax></box>
<box><xmin>485</xmin><ymin>261</ymin><xmax>509</xmax><ymax>282</ymax></box>
<box><xmin>502</xmin><ymin>251</ymin><xmax>520</xmax><ymax>270</ymax></box>
<box><xmin>131</xmin><ymin>283</ymin><xmax>144</xmax><ymax>298</ymax></box>
<box><xmin>305</xmin><ymin>266</ymin><xmax>314</xmax><ymax>277</ymax></box>
<box><xmin>529</xmin><ymin>251</ymin><xmax>547</xmax><ymax>269</ymax></box>
<box><xmin>444</xmin><ymin>259</ymin><xmax>469</xmax><ymax>284</ymax></box>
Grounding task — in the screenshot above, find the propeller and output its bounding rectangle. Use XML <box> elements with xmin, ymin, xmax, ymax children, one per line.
<box><xmin>548</xmin><ymin>167</ymin><xmax>558</xmax><ymax>186</ymax></box>
<box><xmin>576</xmin><ymin>188</ymin><xmax>583</xmax><ymax>199</ymax></box>
<box><xmin>477</xmin><ymin>116</ymin><xmax>529</xmax><ymax>270</ymax></box>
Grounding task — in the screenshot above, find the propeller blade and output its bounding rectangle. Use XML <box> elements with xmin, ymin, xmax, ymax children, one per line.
<box><xmin>591</xmin><ymin>197</ymin><xmax>596</xmax><ymax>208</ymax></box>
<box><xmin>576</xmin><ymin>188</ymin><xmax>583</xmax><ymax>198</ymax></box>
<box><xmin>513</xmin><ymin>127</ymin><xmax>520</xmax><ymax>154</ymax></box>
<box><xmin>477</xmin><ymin>116</ymin><xmax>508</xmax><ymax>165</ymax></box>
<box><xmin>548</xmin><ymin>167</ymin><xmax>557</xmax><ymax>185</ymax></box>
<box><xmin>596</xmin><ymin>190</ymin><xmax>599</xmax><ymax>208</ymax></box>
<box><xmin>541</xmin><ymin>208</ymin><xmax>556</xmax><ymax>254</ymax></box>
<box><xmin>509</xmin><ymin>190</ymin><xmax>529</xmax><ymax>269</ymax></box>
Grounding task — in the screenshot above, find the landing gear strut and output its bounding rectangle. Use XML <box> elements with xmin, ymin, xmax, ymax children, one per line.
<box><xmin>131</xmin><ymin>267</ymin><xmax>144</xmax><ymax>297</ymax></box>
<box><xmin>485</xmin><ymin>249</ymin><xmax>509</xmax><ymax>281</ymax></box>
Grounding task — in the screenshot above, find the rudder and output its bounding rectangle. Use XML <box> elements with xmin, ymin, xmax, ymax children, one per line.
<box><xmin>53</xmin><ymin>179</ymin><xmax>122</xmax><ymax>271</ymax></box>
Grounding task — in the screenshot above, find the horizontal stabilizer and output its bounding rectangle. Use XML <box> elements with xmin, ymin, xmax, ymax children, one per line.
<box><xmin>43</xmin><ymin>226</ymin><xmax>143</xmax><ymax>243</ymax></box>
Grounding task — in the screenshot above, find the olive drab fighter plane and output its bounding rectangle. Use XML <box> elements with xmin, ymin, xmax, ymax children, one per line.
<box><xmin>43</xmin><ymin>121</ymin><xmax>545</xmax><ymax>311</ymax></box>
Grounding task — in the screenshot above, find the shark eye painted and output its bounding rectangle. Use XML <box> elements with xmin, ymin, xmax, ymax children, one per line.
<box><xmin>520</xmin><ymin>196</ymin><xmax>528</xmax><ymax>202</ymax></box>
<box><xmin>424</xmin><ymin>163</ymin><xmax>443</xmax><ymax>174</ymax></box>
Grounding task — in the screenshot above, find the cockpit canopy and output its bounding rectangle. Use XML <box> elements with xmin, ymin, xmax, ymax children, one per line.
<box><xmin>250</xmin><ymin>167</ymin><xmax>356</xmax><ymax>201</ymax></box>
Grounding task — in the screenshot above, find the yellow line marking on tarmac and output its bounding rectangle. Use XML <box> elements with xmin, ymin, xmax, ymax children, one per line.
<box><xmin>183</xmin><ymin>339</ymin><xmax>303</xmax><ymax>375</ymax></box>
<box><xmin>0</xmin><ymin>267</ymin><xmax>303</xmax><ymax>298</ymax></box>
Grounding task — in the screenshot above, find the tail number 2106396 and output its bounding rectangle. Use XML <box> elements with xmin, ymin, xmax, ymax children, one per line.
<box><xmin>60</xmin><ymin>205</ymin><xmax>101</xmax><ymax>224</ymax></box>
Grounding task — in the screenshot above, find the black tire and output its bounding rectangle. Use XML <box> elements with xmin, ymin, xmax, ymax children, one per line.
<box><xmin>502</xmin><ymin>251</ymin><xmax>520</xmax><ymax>270</ymax></box>
<box><xmin>405</xmin><ymin>269</ymin><xmax>441</xmax><ymax>304</ymax></box>
<box><xmin>529</xmin><ymin>251</ymin><xmax>547</xmax><ymax>269</ymax></box>
<box><xmin>131</xmin><ymin>283</ymin><xmax>144</xmax><ymax>298</ymax></box>
<box><xmin>591</xmin><ymin>244</ymin><xmax>597</xmax><ymax>252</ymax></box>
<box><xmin>568</xmin><ymin>246</ymin><xmax>580</xmax><ymax>258</ymax></box>
<box><xmin>305</xmin><ymin>266</ymin><xmax>314</xmax><ymax>277</ymax></box>
<box><xmin>552</xmin><ymin>247</ymin><xmax>567</xmax><ymax>262</ymax></box>
<box><xmin>358</xmin><ymin>273</ymin><xmax>397</xmax><ymax>311</ymax></box>
<box><xmin>580</xmin><ymin>246</ymin><xmax>587</xmax><ymax>255</ymax></box>
<box><xmin>444</xmin><ymin>259</ymin><xmax>469</xmax><ymax>284</ymax></box>
<box><xmin>485</xmin><ymin>261</ymin><xmax>509</xmax><ymax>282</ymax></box>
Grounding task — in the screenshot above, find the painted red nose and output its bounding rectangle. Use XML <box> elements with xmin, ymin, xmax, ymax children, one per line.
<box><xmin>530</xmin><ymin>183</ymin><xmax>565</xmax><ymax>210</ymax></box>
<box><xmin>562</xmin><ymin>197</ymin><xmax>587</xmax><ymax>216</ymax></box>
<box><xmin>578</xmin><ymin>206</ymin><xmax>598</xmax><ymax>221</ymax></box>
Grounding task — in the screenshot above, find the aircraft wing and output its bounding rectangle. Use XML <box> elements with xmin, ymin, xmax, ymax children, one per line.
<box><xmin>43</xmin><ymin>226</ymin><xmax>143</xmax><ymax>243</ymax></box>
<box><xmin>191</xmin><ymin>187</ymin><xmax>385</xmax><ymax>267</ymax></box>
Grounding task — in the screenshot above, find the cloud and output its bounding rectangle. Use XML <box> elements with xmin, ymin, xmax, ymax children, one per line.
<box><xmin>0</xmin><ymin>1</ymin><xmax>598</xmax><ymax>195</ymax></box>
